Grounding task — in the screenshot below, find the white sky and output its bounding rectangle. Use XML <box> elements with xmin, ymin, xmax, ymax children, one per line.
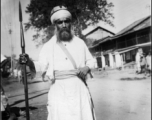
<box><xmin>1</xmin><ymin>0</ymin><xmax>151</xmax><ymax>60</ymax></box>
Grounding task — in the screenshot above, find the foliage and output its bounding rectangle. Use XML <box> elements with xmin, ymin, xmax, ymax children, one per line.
<box><xmin>25</xmin><ymin>0</ymin><xmax>114</xmax><ymax>46</ymax></box>
<box><xmin>85</xmin><ymin>38</ymin><xmax>97</xmax><ymax>47</ymax></box>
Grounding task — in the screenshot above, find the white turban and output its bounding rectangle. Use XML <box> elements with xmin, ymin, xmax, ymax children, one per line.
<box><xmin>51</xmin><ymin>9</ymin><xmax>72</xmax><ymax>24</ymax></box>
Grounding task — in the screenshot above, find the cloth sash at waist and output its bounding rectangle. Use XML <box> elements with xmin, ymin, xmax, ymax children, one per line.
<box><xmin>54</xmin><ymin>70</ymin><xmax>79</xmax><ymax>80</ymax></box>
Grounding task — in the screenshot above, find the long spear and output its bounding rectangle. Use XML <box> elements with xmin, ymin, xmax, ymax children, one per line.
<box><xmin>19</xmin><ymin>1</ymin><xmax>30</xmax><ymax>120</ymax></box>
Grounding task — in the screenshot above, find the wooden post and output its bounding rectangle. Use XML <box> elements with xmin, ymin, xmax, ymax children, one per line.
<box><xmin>135</xmin><ymin>33</ymin><xmax>138</xmax><ymax>45</ymax></box>
<box><xmin>19</xmin><ymin>1</ymin><xmax>30</xmax><ymax>120</ymax></box>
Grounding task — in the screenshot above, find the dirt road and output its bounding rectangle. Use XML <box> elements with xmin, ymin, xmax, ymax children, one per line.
<box><xmin>2</xmin><ymin>69</ymin><xmax>151</xmax><ymax>120</ymax></box>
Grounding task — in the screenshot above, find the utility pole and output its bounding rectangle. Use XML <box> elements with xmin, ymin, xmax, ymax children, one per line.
<box><xmin>9</xmin><ymin>22</ymin><xmax>14</xmax><ymax>75</ymax></box>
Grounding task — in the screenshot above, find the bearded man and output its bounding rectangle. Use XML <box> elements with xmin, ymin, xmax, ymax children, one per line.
<box><xmin>20</xmin><ymin>6</ymin><xmax>96</xmax><ymax>120</ymax></box>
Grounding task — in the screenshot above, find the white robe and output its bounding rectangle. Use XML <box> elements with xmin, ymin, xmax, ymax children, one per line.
<box><xmin>101</xmin><ymin>55</ymin><xmax>105</xmax><ymax>68</ymax></box>
<box><xmin>115</xmin><ymin>53</ymin><xmax>122</xmax><ymax>68</ymax></box>
<box><xmin>146</xmin><ymin>55</ymin><xmax>151</xmax><ymax>70</ymax></box>
<box><xmin>135</xmin><ymin>52</ymin><xmax>141</xmax><ymax>72</ymax></box>
<box><xmin>109</xmin><ymin>53</ymin><xmax>114</xmax><ymax>68</ymax></box>
<box><xmin>36</xmin><ymin>35</ymin><xmax>96</xmax><ymax>120</ymax></box>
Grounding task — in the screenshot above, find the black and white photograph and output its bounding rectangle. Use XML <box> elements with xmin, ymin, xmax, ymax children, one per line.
<box><xmin>1</xmin><ymin>0</ymin><xmax>151</xmax><ymax>120</ymax></box>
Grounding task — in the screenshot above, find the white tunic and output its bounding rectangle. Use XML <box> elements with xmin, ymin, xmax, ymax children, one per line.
<box><xmin>115</xmin><ymin>52</ymin><xmax>122</xmax><ymax>68</ymax></box>
<box><xmin>109</xmin><ymin>53</ymin><xmax>114</xmax><ymax>68</ymax></box>
<box><xmin>36</xmin><ymin>35</ymin><xmax>96</xmax><ymax>120</ymax></box>
<box><xmin>101</xmin><ymin>55</ymin><xmax>105</xmax><ymax>68</ymax></box>
<box><xmin>146</xmin><ymin>55</ymin><xmax>151</xmax><ymax>70</ymax></box>
<box><xmin>135</xmin><ymin>52</ymin><xmax>141</xmax><ymax>71</ymax></box>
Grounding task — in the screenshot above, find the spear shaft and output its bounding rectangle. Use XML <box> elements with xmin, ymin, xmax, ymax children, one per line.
<box><xmin>19</xmin><ymin>1</ymin><xmax>30</xmax><ymax>120</ymax></box>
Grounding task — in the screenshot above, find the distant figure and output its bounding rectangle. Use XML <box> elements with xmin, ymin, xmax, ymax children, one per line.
<box><xmin>135</xmin><ymin>48</ymin><xmax>143</xmax><ymax>74</ymax></box>
<box><xmin>1</xmin><ymin>59</ymin><xmax>11</xmax><ymax>78</ymax></box>
<box><xmin>17</xmin><ymin>69</ymin><xmax>22</xmax><ymax>83</ymax></box>
<box><xmin>13</xmin><ymin>68</ymin><xmax>18</xmax><ymax>78</ymax></box>
<box><xmin>14</xmin><ymin>63</ymin><xmax>23</xmax><ymax>84</ymax></box>
<box><xmin>140</xmin><ymin>53</ymin><xmax>147</xmax><ymax>74</ymax></box>
<box><xmin>115</xmin><ymin>52</ymin><xmax>122</xmax><ymax>70</ymax></box>
<box><xmin>15</xmin><ymin>62</ymin><xmax>35</xmax><ymax>84</ymax></box>
<box><xmin>1</xmin><ymin>54</ymin><xmax>17</xmax><ymax>120</ymax></box>
<box><xmin>146</xmin><ymin>51</ymin><xmax>151</xmax><ymax>76</ymax></box>
<box><xmin>1</xmin><ymin>84</ymin><xmax>17</xmax><ymax>120</ymax></box>
<box><xmin>101</xmin><ymin>55</ymin><xmax>106</xmax><ymax>70</ymax></box>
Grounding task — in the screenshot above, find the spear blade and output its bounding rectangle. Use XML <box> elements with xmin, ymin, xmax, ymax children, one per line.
<box><xmin>19</xmin><ymin>1</ymin><xmax>22</xmax><ymax>22</ymax></box>
<box><xmin>19</xmin><ymin>1</ymin><xmax>25</xmax><ymax>50</ymax></box>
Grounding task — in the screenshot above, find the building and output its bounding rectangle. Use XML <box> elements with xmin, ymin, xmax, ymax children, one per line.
<box><xmin>84</xmin><ymin>26</ymin><xmax>115</xmax><ymax>47</ymax></box>
<box><xmin>84</xmin><ymin>26</ymin><xmax>115</xmax><ymax>68</ymax></box>
<box><xmin>89</xmin><ymin>15</ymin><xmax>151</xmax><ymax>69</ymax></box>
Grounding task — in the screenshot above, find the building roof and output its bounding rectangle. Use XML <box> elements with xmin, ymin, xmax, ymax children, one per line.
<box><xmin>89</xmin><ymin>36</ymin><xmax>111</xmax><ymax>49</ymax></box>
<box><xmin>89</xmin><ymin>15</ymin><xmax>151</xmax><ymax>49</ymax></box>
<box><xmin>84</xmin><ymin>26</ymin><xmax>115</xmax><ymax>37</ymax></box>
<box><xmin>113</xmin><ymin>15</ymin><xmax>151</xmax><ymax>39</ymax></box>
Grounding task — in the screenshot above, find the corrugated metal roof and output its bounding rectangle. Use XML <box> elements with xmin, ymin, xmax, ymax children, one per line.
<box><xmin>84</xmin><ymin>26</ymin><xmax>115</xmax><ymax>37</ymax></box>
<box><xmin>89</xmin><ymin>36</ymin><xmax>111</xmax><ymax>48</ymax></box>
<box><xmin>89</xmin><ymin>15</ymin><xmax>151</xmax><ymax>49</ymax></box>
<box><xmin>115</xmin><ymin>15</ymin><xmax>151</xmax><ymax>37</ymax></box>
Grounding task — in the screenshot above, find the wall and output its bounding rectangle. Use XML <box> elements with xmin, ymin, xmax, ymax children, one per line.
<box><xmin>86</xmin><ymin>29</ymin><xmax>114</xmax><ymax>40</ymax></box>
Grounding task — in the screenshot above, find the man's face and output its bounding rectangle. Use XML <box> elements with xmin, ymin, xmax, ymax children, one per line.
<box><xmin>55</xmin><ymin>17</ymin><xmax>73</xmax><ymax>41</ymax></box>
<box><xmin>138</xmin><ymin>48</ymin><xmax>143</xmax><ymax>54</ymax></box>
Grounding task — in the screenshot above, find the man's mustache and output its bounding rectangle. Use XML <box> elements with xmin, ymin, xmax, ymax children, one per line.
<box><xmin>60</xmin><ymin>28</ymin><xmax>70</xmax><ymax>33</ymax></box>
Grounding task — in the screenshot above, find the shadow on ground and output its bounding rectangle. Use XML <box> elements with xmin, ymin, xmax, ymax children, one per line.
<box><xmin>120</xmin><ymin>77</ymin><xmax>147</xmax><ymax>80</ymax></box>
<box><xmin>2</xmin><ymin>106</ymin><xmax>38</xmax><ymax>120</ymax></box>
<box><xmin>10</xmin><ymin>92</ymin><xmax>48</xmax><ymax>106</ymax></box>
<box><xmin>18</xmin><ymin>105</ymin><xmax>48</xmax><ymax>120</ymax></box>
<box><xmin>9</xmin><ymin>89</ymin><xmax>49</xmax><ymax>98</ymax></box>
<box><xmin>28</xmin><ymin>81</ymin><xmax>43</xmax><ymax>84</ymax></box>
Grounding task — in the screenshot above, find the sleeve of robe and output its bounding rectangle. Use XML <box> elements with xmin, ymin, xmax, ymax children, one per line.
<box><xmin>35</xmin><ymin>43</ymin><xmax>49</xmax><ymax>73</ymax></box>
<box><xmin>83</xmin><ymin>41</ymin><xmax>95</xmax><ymax>69</ymax></box>
<box><xmin>34</xmin><ymin>37</ymin><xmax>55</xmax><ymax>80</ymax></box>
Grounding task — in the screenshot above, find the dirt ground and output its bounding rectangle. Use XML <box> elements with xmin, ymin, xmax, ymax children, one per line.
<box><xmin>2</xmin><ymin>68</ymin><xmax>151</xmax><ymax>120</ymax></box>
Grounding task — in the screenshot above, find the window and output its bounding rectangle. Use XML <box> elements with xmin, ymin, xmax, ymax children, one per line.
<box><xmin>137</xmin><ymin>35</ymin><xmax>149</xmax><ymax>44</ymax></box>
<box><xmin>126</xmin><ymin>51</ymin><xmax>131</xmax><ymax>60</ymax></box>
<box><xmin>137</xmin><ymin>30</ymin><xmax>150</xmax><ymax>44</ymax></box>
<box><xmin>117</xmin><ymin>41</ymin><xmax>126</xmax><ymax>49</ymax></box>
<box><xmin>126</xmin><ymin>39</ymin><xmax>136</xmax><ymax>47</ymax></box>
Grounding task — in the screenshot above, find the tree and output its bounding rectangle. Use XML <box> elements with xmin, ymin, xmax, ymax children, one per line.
<box><xmin>25</xmin><ymin>0</ymin><xmax>114</xmax><ymax>46</ymax></box>
<box><xmin>85</xmin><ymin>38</ymin><xmax>97</xmax><ymax>47</ymax></box>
